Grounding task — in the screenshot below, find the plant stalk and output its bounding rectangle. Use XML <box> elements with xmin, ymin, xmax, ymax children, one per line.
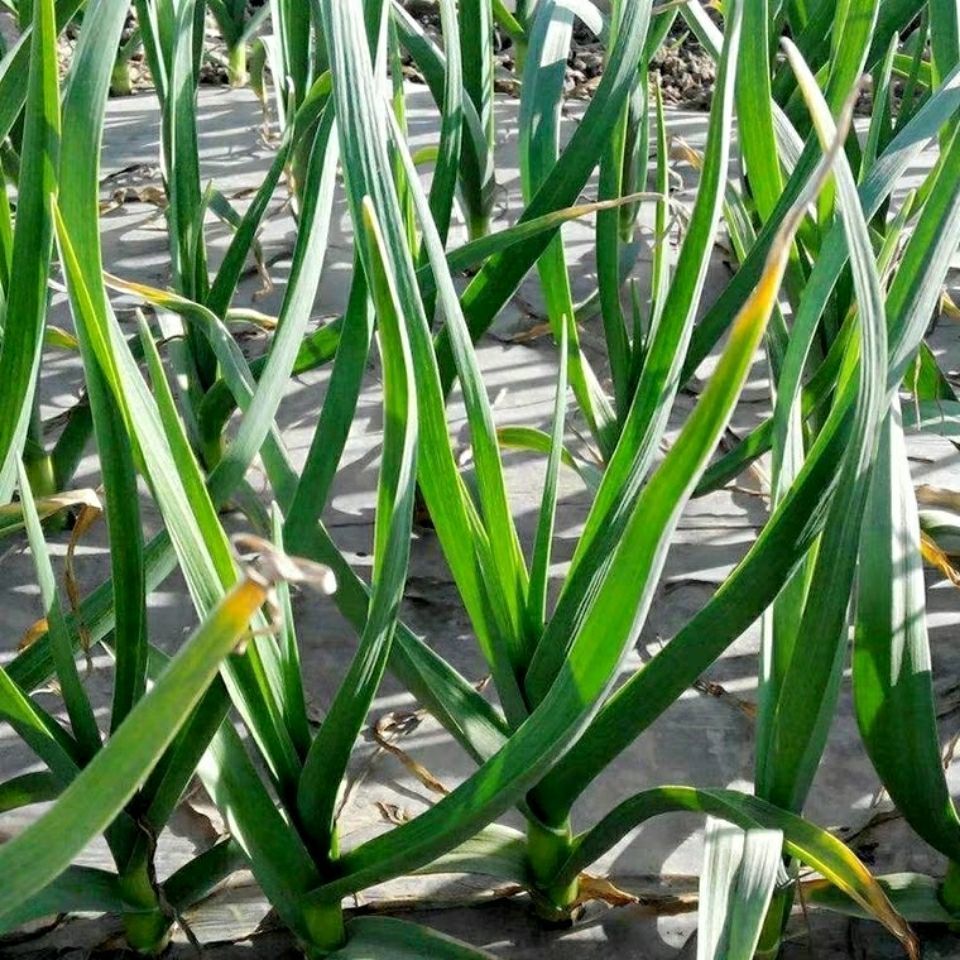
<box><xmin>24</xmin><ymin>450</ymin><xmax>56</xmax><ymax>499</ymax></box>
<box><xmin>24</xmin><ymin>401</ymin><xmax>58</xmax><ymax>516</ymax></box>
<box><xmin>110</xmin><ymin>59</ymin><xmax>134</xmax><ymax>97</ymax></box>
<box><xmin>119</xmin><ymin>864</ymin><xmax>170</xmax><ymax>955</ymax></box>
<box><xmin>300</xmin><ymin>900</ymin><xmax>347</xmax><ymax>957</ymax></box>
<box><xmin>527</xmin><ymin>817</ymin><xmax>579</xmax><ymax>923</ymax></box>
<box><xmin>940</xmin><ymin>859</ymin><xmax>960</xmax><ymax>918</ymax></box>
<box><xmin>227</xmin><ymin>42</ymin><xmax>248</xmax><ymax>88</ymax></box>
<box><xmin>755</xmin><ymin>883</ymin><xmax>793</xmax><ymax>960</ymax></box>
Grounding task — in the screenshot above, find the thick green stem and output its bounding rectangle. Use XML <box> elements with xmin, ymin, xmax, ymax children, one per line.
<box><xmin>24</xmin><ymin>398</ymin><xmax>56</xmax><ymax>498</ymax></box>
<box><xmin>466</xmin><ymin>209</ymin><xmax>491</xmax><ymax>241</ymax></box>
<box><xmin>119</xmin><ymin>865</ymin><xmax>170</xmax><ymax>955</ymax></box>
<box><xmin>940</xmin><ymin>860</ymin><xmax>960</xmax><ymax>919</ymax></box>
<box><xmin>24</xmin><ymin>451</ymin><xmax>56</xmax><ymax>499</ymax></box>
<box><xmin>300</xmin><ymin>900</ymin><xmax>347</xmax><ymax>957</ymax></box>
<box><xmin>24</xmin><ymin>423</ymin><xmax>65</xmax><ymax>535</ymax></box>
<box><xmin>227</xmin><ymin>42</ymin><xmax>248</xmax><ymax>88</ymax></box>
<box><xmin>512</xmin><ymin>39</ymin><xmax>528</xmax><ymax>73</ymax></box>
<box><xmin>527</xmin><ymin>817</ymin><xmax>579</xmax><ymax>923</ymax></box>
<box><xmin>110</xmin><ymin>59</ymin><xmax>134</xmax><ymax>96</ymax></box>
<box><xmin>755</xmin><ymin>884</ymin><xmax>793</xmax><ymax>960</ymax></box>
